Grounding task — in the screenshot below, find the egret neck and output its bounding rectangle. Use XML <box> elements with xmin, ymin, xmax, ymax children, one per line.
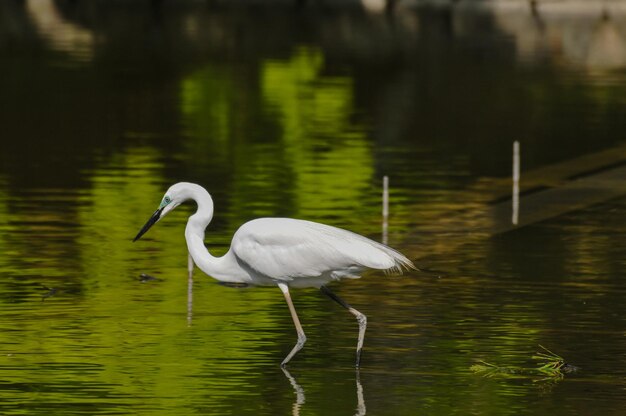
<box><xmin>181</xmin><ymin>186</ymin><xmax>251</xmax><ymax>284</ymax></box>
<box><xmin>183</xmin><ymin>185</ymin><xmax>220</xmax><ymax>278</ymax></box>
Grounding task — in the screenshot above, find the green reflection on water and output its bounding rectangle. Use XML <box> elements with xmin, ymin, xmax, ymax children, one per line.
<box><xmin>180</xmin><ymin>47</ymin><xmax>376</xmax><ymax>232</ymax></box>
<box><xmin>261</xmin><ymin>48</ymin><xmax>374</xmax><ymax>221</ymax></box>
<box><xmin>0</xmin><ymin>147</ymin><xmax>300</xmax><ymax>414</ymax></box>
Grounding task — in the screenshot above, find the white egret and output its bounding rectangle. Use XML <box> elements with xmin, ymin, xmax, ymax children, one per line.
<box><xmin>133</xmin><ymin>182</ymin><xmax>415</xmax><ymax>367</ymax></box>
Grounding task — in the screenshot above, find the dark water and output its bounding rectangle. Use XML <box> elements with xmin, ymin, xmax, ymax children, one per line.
<box><xmin>2</xmin><ymin>1</ymin><xmax>626</xmax><ymax>414</ymax></box>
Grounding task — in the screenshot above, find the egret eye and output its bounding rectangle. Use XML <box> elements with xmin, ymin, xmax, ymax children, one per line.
<box><xmin>164</xmin><ymin>196</ymin><xmax>171</xmax><ymax>204</ymax></box>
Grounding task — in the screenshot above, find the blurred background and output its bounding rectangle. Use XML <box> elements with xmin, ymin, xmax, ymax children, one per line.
<box><xmin>1</xmin><ymin>0</ymin><xmax>626</xmax><ymax>415</ymax></box>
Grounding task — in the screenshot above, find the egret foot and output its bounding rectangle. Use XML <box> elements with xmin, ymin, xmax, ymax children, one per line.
<box><xmin>352</xmin><ymin>309</ymin><xmax>367</xmax><ymax>368</ymax></box>
<box><xmin>281</xmin><ymin>333</ymin><xmax>307</xmax><ymax>368</ymax></box>
<box><xmin>321</xmin><ymin>285</ymin><xmax>368</xmax><ymax>368</ymax></box>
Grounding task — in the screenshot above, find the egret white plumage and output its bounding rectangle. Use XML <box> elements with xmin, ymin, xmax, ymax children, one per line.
<box><xmin>133</xmin><ymin>182</ymin><xmax>415</xmax><ymax>367</ymax></box>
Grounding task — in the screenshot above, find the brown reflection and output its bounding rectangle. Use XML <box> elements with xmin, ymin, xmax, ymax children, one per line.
<box><xmin>587</xmin><ymin>16</ymin><xmax>626</xmax><ymax>69</ymax></box>
<box><xmin>26</xmin><ymin>0</ymin><xmax>94</xmax><ymax>62</ymax></box>
<box><xmin>465</xmin><ymin>0</ymin><xmax>626</xmax><ymax>70</ymax></box>
<box><xmin>399</xmin><ymin>142</ymin><xmax>626</xmax><ymax>265</ymax></box>
<box><xmin>10</xmin><ymin>0</ymin><xmax>626</xmax><ymax>72</ymax></box>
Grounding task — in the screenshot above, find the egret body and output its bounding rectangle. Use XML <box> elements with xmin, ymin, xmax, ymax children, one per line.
<box><xmin>133</xmin><ymin>182</ymin><xmax>415</xmax><ymax>367</ymax></box>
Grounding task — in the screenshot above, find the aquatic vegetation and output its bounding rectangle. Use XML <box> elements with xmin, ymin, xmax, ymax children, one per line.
<box><xmin>471</xmin><ymin>345</ymin><xmax>578</xmax><ymax>383</ymax></box>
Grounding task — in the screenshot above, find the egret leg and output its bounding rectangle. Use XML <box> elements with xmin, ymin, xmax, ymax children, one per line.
<box><xmin>278</xmin><ymin>283</ymin><xmax>307</xmax><ymax>367</ymax></box>
<box><xmin>320</xmin><ymin>285</ymin><xmax>367</xmax><ymax>368</ymax></box>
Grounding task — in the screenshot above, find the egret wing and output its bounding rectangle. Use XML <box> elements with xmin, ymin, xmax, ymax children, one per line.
<box><xmin>231</xmin><ymin>218</ymin><xmax>413</xmax><ymax>281</ymax></box>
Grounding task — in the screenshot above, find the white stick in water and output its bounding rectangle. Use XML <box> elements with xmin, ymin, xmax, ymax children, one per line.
<box><xmin>187</xmin><ymin>253</ymin><xmax>194</xmax><ymax>327</ymax></box>
<box><xmin>382</xmin><ymin>175</ymin><xmax>389</xmax><ymax>245</ymax></box>
<box><xmin>512</xmin><ymin>141</ymin><xmax>520</xmax><ymax>225</ymax></box>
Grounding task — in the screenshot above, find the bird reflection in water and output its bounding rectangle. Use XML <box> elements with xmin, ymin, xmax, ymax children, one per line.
<box><xmin>282</xmin><ymin>368</ymin><xmax>305</xmax><ymax>416</ymax></box>
<box><xmin>282</xmin><ymin>367</ymin><xmax>366</xmax><ymax>416</ymax></box>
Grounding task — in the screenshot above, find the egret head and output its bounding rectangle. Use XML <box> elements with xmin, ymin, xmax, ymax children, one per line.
<box><xmin>132</xmin><ymin>183</ymin><xmax>190</xmax><ymax>242</ymax></box>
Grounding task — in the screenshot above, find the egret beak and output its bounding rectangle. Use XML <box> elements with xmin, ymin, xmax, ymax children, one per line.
<box><xmin>133</xmin><ymin>207</ymin><xmax>163</xmax><ymax>242</ymax></box>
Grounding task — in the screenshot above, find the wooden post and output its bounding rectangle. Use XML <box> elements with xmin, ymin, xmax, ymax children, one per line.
<box><xmin>382</xmin><ymin>176</ymin><xmax>389</xmax><ymax>244</ymax></box>
<box><xmin>512</xmin><ymin>141</ymin><xmax>520</xmax><ymax>225</ymax></box>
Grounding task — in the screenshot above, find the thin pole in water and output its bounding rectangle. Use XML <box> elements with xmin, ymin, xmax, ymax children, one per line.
<box><xmin>512</xmin><ymin>141</ymin><xmax>520</xmax><ymax>225</ymax></box>
<box><xmin>187</xmin><ymin>253</ymin><xmax>194</xmax><ymax>327</ymax></box>
<box><xmin>382</xmin><ymin>175</ymin><xmax>389</xmax><ymax>245</ymax></box>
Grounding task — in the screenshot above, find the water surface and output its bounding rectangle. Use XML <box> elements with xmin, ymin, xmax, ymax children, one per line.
<box><xmin>1</xmin><ymin>1</ymin><xmax>626</xmax><ymax>415</ymax></box>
